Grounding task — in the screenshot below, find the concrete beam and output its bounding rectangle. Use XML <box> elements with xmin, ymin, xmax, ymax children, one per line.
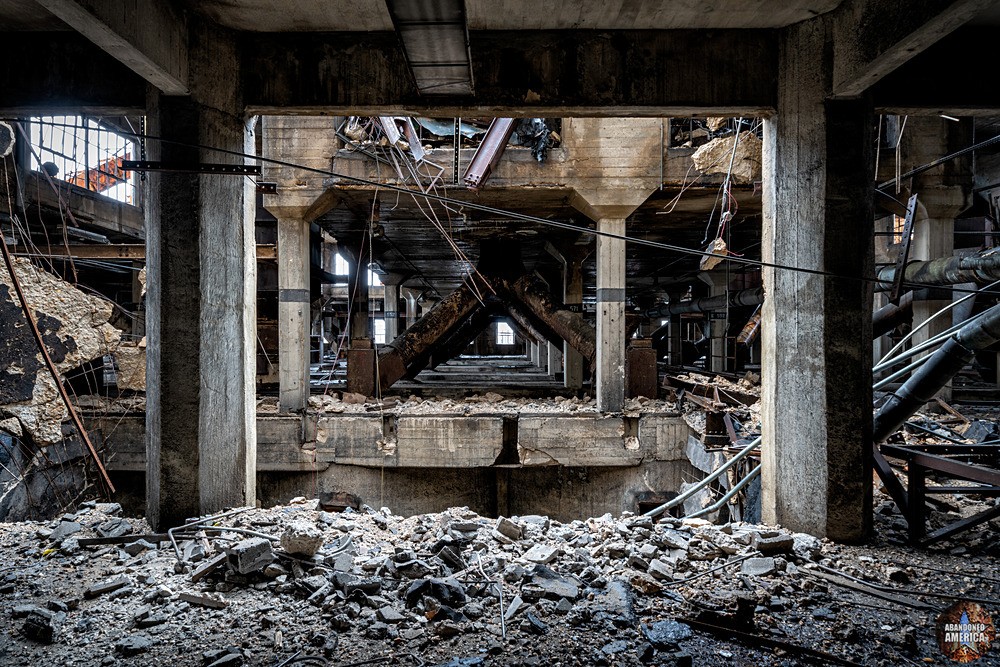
<box><xmin>15</xmin><ymin>244</ymin><xmax>278</xmax><ymax>260</ymax></box>
<box><xmin>761</xmin><ymin>18</ymin><xmax>873</xmax><ymax>542</ymax></box>
<box><xmin>832</xmin><ymin>0</ymin><xmax>993</xmax><ymax>98</ymax></box>
<box><xmin>243</xmin><ymin>30</ymin><xmax>776</xmax><ymax>115</ymax></box>
<box><xmin>0</xmin><ymin>32</ymin><xmax>146</xmax><ymax>115</ymax></box>
<box><xmin>36</xmin><ymin>0</ymin><xmax>188</xmax><ymax>95</ymax></box>
<box><xmin>872</xmin><ymin>27</ymin><xmax>1000</xmax><ymax>115</ymax></box>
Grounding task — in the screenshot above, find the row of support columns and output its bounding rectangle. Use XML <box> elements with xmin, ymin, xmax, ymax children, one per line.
<box><xmin>144</xmin><ymin>22</ymin><xmax>878</xmax><ymax>542</ymax></box>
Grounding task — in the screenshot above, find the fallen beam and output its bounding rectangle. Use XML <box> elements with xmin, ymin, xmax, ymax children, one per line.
<box><xmin>503</xmin><ymin>273</ymin><xmax>597</xmax><ymax>364</ymax></box>
<box><xmin>377</xmin><ymin>279</ymin><xmax>488</xmax><ymax>390</ymax></box>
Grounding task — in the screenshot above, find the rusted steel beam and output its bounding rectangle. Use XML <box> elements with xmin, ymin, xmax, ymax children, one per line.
<box><xmin>463</xmin><ymin>118</ymin><xmax>517</xmax><ymax>189</ymax></box>
<box><xmin>428</xmin><ymin>302</ymin><xmax>499</xmax><ymax>369</ymax></box>
<box><xmin>503</xmin><ymin>273</ymin><xmax>597</xmax><ymax>364</ymax></box>
<box><xmin>377</xmin><ymin>278</ymin><xmax>488</xmax><ymax>390</ymax></box>
<box><xmin>876</xmin><ymin>248</ymin><xmax>1000</xmax><ymax>288</ymax></box>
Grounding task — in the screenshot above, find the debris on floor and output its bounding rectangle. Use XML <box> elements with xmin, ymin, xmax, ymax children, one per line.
<box><xmin>1</xmin><ymin>495</ymin><xmax>996</xmax><ymax>666</ymax></box>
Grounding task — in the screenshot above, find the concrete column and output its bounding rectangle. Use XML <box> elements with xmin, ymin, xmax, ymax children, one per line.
<box><xmin>537</xmin><ymin>339</ymin><xmax>548</xmax><ymax>369</ymax></box>
<box><xmin>348</xmin><ymin>258</ymin><xmax>370</xmax><ymax>341</ymax></box>
<box><xmin>761</xmin><ymin>18</ymin><xmax>873</xmax><ymax>541</ymax></box>
<box><xmin>529</xmin><ymin>341</ymin><xmax>539</xmax><ymax>366</ymax></box>
<box><xmin>596</xmin><ymin>217</ymin><xmax>626</xmax><ymax>412</ymax></box>
<box><xmin>563</xmin><ymin>255</ymin><xmax>585</xmax><ymax>389</ymax></box>
<box><xmin>704</xmin><ymin>274</ymin><xmax>728</xmax><ymax>373</ymax></box>
<box><xmin>145</xmin><ymin>22</ymin><xmax>256</xmax><ymax>529</ymax></box>
<box><xmin>547</xmin><ymin>342</ymin><xmax>562</xmax><ymax>377</ymax></box>
<box><xmin>383</xmin><ymin>283</ymin><xmax>400</xmax><ymax>342</ymax></box>
<box><xmin>276</xmin><ymin>216</ymin><xmax>310</xmax><ymax>412</ymax></box>
<box><xmin>903</xmin><ymin>117</ymin><xmax>969</xmax><ymax>402</ymax></box>
<box><xmin>401</xmin><ymin>288</ymin><xmax>420</xmax><ymax>329</ymax></box>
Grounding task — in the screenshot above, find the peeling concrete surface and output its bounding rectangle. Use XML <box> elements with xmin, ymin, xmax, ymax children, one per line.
<box><xmin>0</xmin><ymin>258</ymin><xmax>120</xmax><ymax>444</ymax></box>
<box><xmin>112</xmin><ymin>338</ymin><xmax>146</xmax><ymax>391</ymax></box>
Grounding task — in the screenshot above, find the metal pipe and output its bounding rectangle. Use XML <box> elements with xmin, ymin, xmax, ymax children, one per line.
<box><xmin>876</xmin><ymin>249</ymin><xmax>1000</xmax><ymax>288</ymax></box>
<box><xmin>872</xmin><ymin>292</ymin><xmax>913</xmax><ymax>338</ymax></box>
<box><xmin>876</xmin><ymin>281</ymin><xmax>998</xmax><ymax>368</ymax></box>
<box><xmin>642</xmin><ymin>436</ymin><xmax>760</xmax><ymax>519</ymax></box>
<box><xmin>644</xmin><ymin>287</ymin><xmax>764</xmax><ymax>318</ymax></box>
<box><xmin>873</xmin><ymin>302</ymin><xmax>1000</xmax><ymax>442</ymax></box>
<box><xmin>684</xmin><ymin>464</ymin><xmax>761</xmax><ymax>520</ymax></box>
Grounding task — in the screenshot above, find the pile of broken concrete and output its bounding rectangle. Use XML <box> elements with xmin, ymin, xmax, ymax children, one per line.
<box><xmin>0</xmin><ymin>498</ymin><xmax>942</xmax><ymax>667</ymax></box>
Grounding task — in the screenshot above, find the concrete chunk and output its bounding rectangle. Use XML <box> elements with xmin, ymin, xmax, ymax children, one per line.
<box><xmin>280</xmin><ymin>522</ymin><xmax>324</xmax><ymax>557</ymax></box>
<box><xmin>741</xmin><ymin>556</ymin><xmax>776</xmax><ymax>577</ymax></box>
<box><xmin>523</xmin><ymin>544</ymin><xmax>559</xmax><ymax>564</ymax></box>
<box><xmin>227</xmin><ymin>537</ymin><xmax>274</xmax><ymax>574</ymax></box>
<box><xmin>85</xmin><ymin>575</ymin><xmax>131</xmax><ymax>599</ymax></box>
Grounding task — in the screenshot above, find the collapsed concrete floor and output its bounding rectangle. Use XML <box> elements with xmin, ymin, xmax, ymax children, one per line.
<box><xmin>0</xmin><ymin>493</ymin><xmax>998</xmax><ymax>667</ymax></box>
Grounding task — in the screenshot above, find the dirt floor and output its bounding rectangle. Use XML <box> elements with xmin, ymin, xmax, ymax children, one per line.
<box><xmin>0</xmin><ymin>490</ymin><xmax>997</xmax><ymax>667</ymax></box>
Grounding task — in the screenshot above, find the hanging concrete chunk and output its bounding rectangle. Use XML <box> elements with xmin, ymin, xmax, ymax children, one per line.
<box><xmin>0</xmin><ymin>257</ymin><xmax>121</xmax><ymax>445</ymax></box>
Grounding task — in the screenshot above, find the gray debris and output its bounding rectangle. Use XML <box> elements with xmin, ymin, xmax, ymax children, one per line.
<box><xmin>642</xmin><ymin>619</ymin><xmax>692</xmax><ymax>647</ymax></box>
<box><xmin>741</xmin><ymin>556</ymin><xmax>776</xmax><ymax>577</ymax></box>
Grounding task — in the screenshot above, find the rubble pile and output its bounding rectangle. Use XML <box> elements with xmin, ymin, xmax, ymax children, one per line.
<box><xmin>268</xmin><ymin>393</ymin><xmax>679</xmax><ymax>417</ymax></box>
<box><xmin>2</xmin><ymin>496</ymin><xmax>997</xmax><ymax>666</ymax></box>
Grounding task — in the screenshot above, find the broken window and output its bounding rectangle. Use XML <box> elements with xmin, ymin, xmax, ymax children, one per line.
<box><xmin>28</xmin><ymin>116</ymin><xmax>137</xmax><ymax>205</ymax></box>
<box><xmin>496</xmin><ymin>321</ymin><xmax>514</xmax><ymax>345</ymax></box>
<box><xmin>374</xmin><ymin>318</ymin><xmax>386</xmax><ymax>345</ymax></box>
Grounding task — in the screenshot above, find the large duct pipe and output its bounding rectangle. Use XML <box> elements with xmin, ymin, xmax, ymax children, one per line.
<box><xmin>876</xmin><ymin>248</ymin><xmax>1000</xmax><ymax>289</ymax></box>
<box><xmin>873</xmin><ymin>303</ymin><xmax>1000</xmax><ymax>442</ymax></box>
<box><xmin>643</xmin><ymin>287</ymin><xmax>764</xmax><ymax>318</ymax></box>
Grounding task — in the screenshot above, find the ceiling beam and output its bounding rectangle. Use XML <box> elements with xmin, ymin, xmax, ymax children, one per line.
<box><xmin>243</xmin><ymin>29</ymin><xmax>777</xmax><ymax>116</ymax></box>
<box><xmin>12</xmin><ymin>244</ymin><xmax>277</xmax><ymax>260</ymax></box>
<box><xmin>832</xmin><ymin>0</ymin><xmax>994</xmax><ymax>99</ymax></box>
<box><xmin>872</xmin><ymin>26</ymin><xmax>1000</xmax><ymax>115</ymax></box>
<box><xmin>35</xmin><ymin>0</ymin><xmax>188</xmax><ymax>95</ymax></box>
<box><xmin>0</xmin><ymin>32</ymin><xmax>146</xmax><ymax>116</ymax></box>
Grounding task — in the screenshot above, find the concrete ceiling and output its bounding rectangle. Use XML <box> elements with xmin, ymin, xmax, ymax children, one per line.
<box><xmin>176</xmin><ymin>0</ymin><xmax>844</xmax><ymax>32</ymax></box>
<box><xmin>0</xmin><ymin>0</ymin><xmax>68</xmax><ymax>30</ymax></box>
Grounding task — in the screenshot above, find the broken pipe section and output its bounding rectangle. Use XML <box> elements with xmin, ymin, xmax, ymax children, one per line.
<box><xmin>873</xmin><ymin>302</ymin><xmax>1000</xmax><ymax>442</ymax></box>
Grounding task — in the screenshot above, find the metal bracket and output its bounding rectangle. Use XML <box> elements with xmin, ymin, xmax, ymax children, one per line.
<box><xmin>256</xmin><ymin>182</ymin><xmax>277</xmax><ymax>194</ymax></box>
<box><xmin>122</xmin><ymin>161</ymin><xmax>262</xmax><ymax>176</ymax></box>
<box><xmin>889</xmin><ymin>193</ymin><xmax>918</xmax><ymax>304</ymax></box>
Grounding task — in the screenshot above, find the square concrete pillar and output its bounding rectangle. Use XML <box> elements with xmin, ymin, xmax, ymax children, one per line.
<box><xmin>596</xmin><ymin>217</ymin><xmax>626</xmax><ymax>412</ymax></box>
<box><xmin>761</xmin><ymin>18</ymin><xmax>873</xmax><ymax>541</ymax></box>
<box><xmin>145</xmin><ymin>25</ymin><xmax>256</xmax><ymax>529</ymax></box>
<box><xmin>276</xmin><ymin>217</ymin><xmax>310</xmax><ymax>412</ymax></box>
<box><xmin>547</xmin><ymin>342</ymin><xmax>562</xmax><ymax>377</ymax></box>
<box><xmin>383</xmin><ymin>282</ymin><xmax>400</xmax><ymax>342</ymax></box>
<box><xmin>537</xmin><ymin>339</ymin><xmax>548</xmax><ymax>369</ymax></box>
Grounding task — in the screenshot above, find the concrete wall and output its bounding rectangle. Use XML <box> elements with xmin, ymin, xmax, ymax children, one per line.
<box><xmin>91</xmin><ymin>410</ymin><xmax>698</xmax><ymax>520</ymax></box>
